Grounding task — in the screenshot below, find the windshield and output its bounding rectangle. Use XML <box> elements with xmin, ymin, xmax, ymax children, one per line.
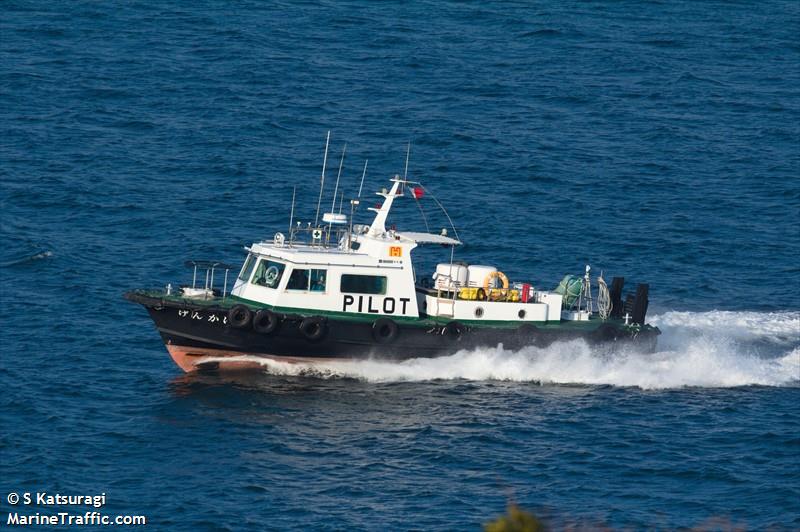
<box><xmin>238</xmin><ymin>254</ymin><xmax>257</xmax><ymax>282</ymax></box>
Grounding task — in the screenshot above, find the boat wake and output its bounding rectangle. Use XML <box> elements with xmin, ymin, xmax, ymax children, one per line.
<box><xmin>222</xmin><ymin>311</ymin><xmax>800</xmax><ymax>389</ymax></box>
<box><xmin>1</xmin><ymin>249</ymin><xmax>53</xmax><ymax>267</ymax></box>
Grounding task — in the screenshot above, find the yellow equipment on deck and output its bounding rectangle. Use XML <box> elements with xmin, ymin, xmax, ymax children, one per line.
<box><xmin>457</xmin><ymin>272</ymin><xmax>522</xmax><ymax>302</ymax></box>
<box><xmin>458</xmin><ymin>287</ymin><xmax>487</xmax><ymax>301</ymax></box>
<box><xmin>487</xmin><ymin>288</ymin><xmax>521</xmax><ymax>301</ymax></box>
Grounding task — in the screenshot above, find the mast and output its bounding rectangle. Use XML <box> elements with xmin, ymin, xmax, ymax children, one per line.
<box><xmin>368</xmin><ymin>177</ymin><xmax>403</xmax><ymax>236</ymax></box>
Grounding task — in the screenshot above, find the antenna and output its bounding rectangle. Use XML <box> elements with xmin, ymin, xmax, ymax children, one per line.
<box><xmin>314</xmin><ymin>131</ymin><xmax>331</xmax><ymax>227</ymax></box>
<box><xmin>322</xmin><ymin>142</ymin><xmax>347</xmax><ymax>242</ymax></box>
<box><xmin>357</xmin><ymin>160</ymin><xmax>368</xmax><ymax>198</ymax></box>
<box><xmin>418</xmin><ymin>184</ymin><xmax>461</xmax><ymax>242</ymax></box>
<box><xmin>411</xmin><ymin>182</ymin><xmax>430</xmax><ymax>233</ymax></box>
<box><xmin>327</xmin><ymin>144</ymin><xmax>346</xmax><ymax>236</ymax></box>
<box><xmin>330</xmin><ymin>143</ymin><xmax>346</xmax><ymax>215</ymax></box>
<box><xmin>403</xmin><ymin>142</ymin><xmax>411</xmax><ymax>180</ymax></box>
<box><xmin>288</xmin><ymin>186</ymin><xmax>296</xmax><ymax>243</ymax></box>
<box><xmin>348</xmin><ymin>159</ymin><xmax>368</xmax><ymax>227</ymax></box>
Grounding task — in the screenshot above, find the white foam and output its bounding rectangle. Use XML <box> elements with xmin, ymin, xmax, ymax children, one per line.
<box><xmin>231</xmin><ymin>311</ymin><xmax>800</xmax><ymax>389</ymax></box>
<box><xmin>650</xmin><ymin>310</ymin><xmax>800</xmax><ymax>343</ymax></box>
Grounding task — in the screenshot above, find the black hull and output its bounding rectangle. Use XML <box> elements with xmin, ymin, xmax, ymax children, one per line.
<box><xmin>125</xmin><ymin>291</ymin><xmax>660</xmax><ymax>372</ymax></box>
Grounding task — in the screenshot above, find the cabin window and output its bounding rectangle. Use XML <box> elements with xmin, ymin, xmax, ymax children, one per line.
<box><xmin>252</xmin><ymin>259</ymin><xmax>286</xmax><ymax>289</ymax></box>
<box><xmin>238</xmin><ymin>254</ymin><xmax>257</xmax><ymax>282</ymax></box>
<box><xmin>341</xmin><ymin>274</ymin><xmax>387</xmax><ymax>295</ymax></box>
<box><xmin>286</xmin><ymin>268</ymin><xmax>327</xmax><ymax>292</ymax></box>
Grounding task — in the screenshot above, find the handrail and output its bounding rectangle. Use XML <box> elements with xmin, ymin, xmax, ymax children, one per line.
<box><xmin>184</xmin><ymin>260</ymin><xmax>235</xmax><ymax>269</ymax></box>
<box><xmin>183</xmin><ymin>260</ymin><xmax>235</xmax><ymax>298</ymax></box>
<box><xmin>286</xmin><ymin>224</ymin><xmax>352</xmax><ymax>250</ymax></box>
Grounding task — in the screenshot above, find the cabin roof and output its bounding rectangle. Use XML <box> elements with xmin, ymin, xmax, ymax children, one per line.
<box><xmin>396</xmin><ymin>231</ymin><xmax>461</xmax><ymax>246</ymax></box>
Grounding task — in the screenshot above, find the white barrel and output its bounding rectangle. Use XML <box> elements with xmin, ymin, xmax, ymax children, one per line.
<box><xmin>467</xmin><ymin>265</ymin><xmax>497</xmax><ymax>288</ymax></box>
<box><xmin>433</xmin><ymin>263</ymin><xmax>468</xmax><ymax>291</ymax></box>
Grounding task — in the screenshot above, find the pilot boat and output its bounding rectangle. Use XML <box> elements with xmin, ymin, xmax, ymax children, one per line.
<box><xmin>125</xmin><ymin>147</ymin><xmax>659</xmax><ymax>372</ymax></box>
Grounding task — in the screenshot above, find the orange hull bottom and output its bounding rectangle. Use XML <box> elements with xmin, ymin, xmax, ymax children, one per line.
<box><xmin>165</xmin><ymin>344</ymin><xmax>345</xmax><ymax>373</ymax></box>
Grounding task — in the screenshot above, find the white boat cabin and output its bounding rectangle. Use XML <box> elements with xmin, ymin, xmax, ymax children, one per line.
<box><xmin>228</xmin><ymin>177</ymin><xmax>563</xmax><ymax>323</ymax></box>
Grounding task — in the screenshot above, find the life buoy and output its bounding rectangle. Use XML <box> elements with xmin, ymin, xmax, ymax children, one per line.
<box><xmin>483</xmin><ymin>271</ymin><xmax>509</xmax><ymax>291</ymax></box>
<box><xmin>483</xmin><ymin>271</ymin><xmax>510</xmax><ymax>300</ymax></box>
<box><xmin>299</xmin><ymin>316</ymin><xmax>327</xmax><ymax>342</ymax></box>
<box><xmin>442</xmin><ymin>321</ymin><xmax>466</xmax><ymax>340</ymax></box>
<box><xmin>372</xmin><ymin>318</ymin><xmax>399</xmax><ymax>343</ymax></box>
<box><xmin>228</xmin><ymin>304</ymin><xmax>252</xmax><ymax>329</ymax></box>
<box><xmin>252</xmin><ymin>309</ymin><xmax>280</xmax><ymax>334</ymax></box>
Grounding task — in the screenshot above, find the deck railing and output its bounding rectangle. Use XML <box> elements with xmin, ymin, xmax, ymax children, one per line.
<box><xmin>180</xmin><ymin>260</ymin><xmax>235</xmax><ymax>299</ymax></box>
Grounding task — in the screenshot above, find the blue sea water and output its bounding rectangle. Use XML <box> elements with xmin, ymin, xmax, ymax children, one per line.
<box><xmin>2</xmin><ymin>1</ymin><xmax>799</xmax><ymax>529</ymax></box>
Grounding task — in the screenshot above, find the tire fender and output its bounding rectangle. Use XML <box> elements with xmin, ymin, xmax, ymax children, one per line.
<box><xmin>372</xmin><ymin>318</ymin><xmax>399</xmax><ymax>344</ymax></box>
<box><xmin>253</xmin><ymin>309</ymin><xmax>280</xmax><ymax>335</ymax></box>
<box><xmin>228</xmin><ymin>304</ymin><xmax>252</xmax><ymax>329</ymax></box>
<box><xmin>299</xmin><ymin>316</ymin><xmax>327</xmax><ymax>342</ymax></box>
<box><xmin>442</xmin><ymin>321</ymin><xmax>466</xmax><ymax>341</ymax></box>
<box><xmin>594</xmin><ymin>323</ymin><xmax>619</xmax><ymax>342</ymax></box>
